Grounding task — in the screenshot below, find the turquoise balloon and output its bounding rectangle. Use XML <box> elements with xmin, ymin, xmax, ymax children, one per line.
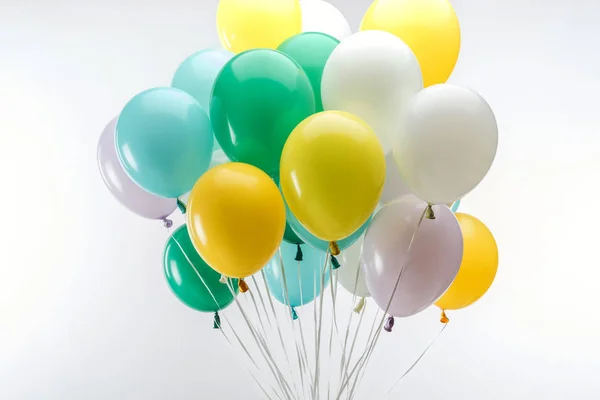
<box><xmin>264</xmin><ymin>242</ymin><xmax>331</xmax><ymax>309</ymax></box>
<box><xmin>116</xmin><ymin>87</ymin><xmax>214</xmax><ymax>198</ymax></box>
<box><xmin>451</xmin><ymin>199</ymin><xmax>461</xmax><ymax>213</ymax></box>
<box><xmin>172</xmin><ymin>49</ymin><xmax>234</xmax><ymax>152</ymax></box>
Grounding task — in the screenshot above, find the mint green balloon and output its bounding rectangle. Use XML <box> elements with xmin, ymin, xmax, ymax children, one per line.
<box><xmin>278</xmin><ymin>32</ymin><xmax>340</xmax><ymax>112</ymax></box>
<box><xmin>116</xmin><ymin>87</ymin><xmax>214</xmax><ymax>198</ymax></box>
<box><xmin>210</xmin><ymin>49</ymin><xmax>315</xmax><ymax>177</ymax></box>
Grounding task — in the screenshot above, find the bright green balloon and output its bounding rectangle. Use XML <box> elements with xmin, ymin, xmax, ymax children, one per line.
<box><xmin>210</xmin><ymin>49</ymin><xmax>315</xmax><ymax>177</ymax></box>
<box><xmin>163</xmin><ymin>225</ymin><xmax>238</xmax><ymax>312</ymax></box>
<box><xmin>278</xmin><ymin>32</ymin><xmax>340</xmax><ymax>112</ymax></box>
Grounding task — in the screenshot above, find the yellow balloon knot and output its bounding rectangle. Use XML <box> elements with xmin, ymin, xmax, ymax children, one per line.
<box><xmin>239</xmin><ymin>279</ymin><xmax>249</xmax><ymax>293</ymax></box>
<box><xmin>353</xmin><ymin>297</ymin><xmax>366</xmax><ymax>314</ymax></box>
<box><xmin>219</xmin><ymin>275</ymin><xmax>228</xmax><ymax>284</ymax></box>
<box><xmin>425</xmin><ymin>205</ymin><xmax>436</xmax><ymax>220</ymax></box>
<box><xmin>329</xmin><ymin>241</ymin><xmax>341</xmax><ymax>256</ymax></box>
<box><xmin>440</xmin><ymin>310</ymin><xmax>449</xmax><ymax>324</ymax></box>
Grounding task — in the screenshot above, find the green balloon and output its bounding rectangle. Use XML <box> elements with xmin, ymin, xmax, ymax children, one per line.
<box><xmin>210</xmin><ymin>49</ymin><xmax>316</xmax><ymax>177</ymax></box>
<box><xmin>163</xmin><ymin>225</ymin><xmax>238</xmax><ymax>312</ymax></box>
<box><xmin>278</xmin><ymin>32</ymin><xmax>340</xmax><ymax>112</ymax></box>
<box><xmin>284</xmin><ymin>223</ymin><xmax>304</xmax><ymax>245</ymax></box>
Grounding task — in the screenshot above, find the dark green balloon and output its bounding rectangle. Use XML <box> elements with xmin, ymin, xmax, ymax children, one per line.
<box><xmin>163</xmin><ymin>225</ymin><xmax>238</xmax><ymax>312</ymax></box>
<box><xmin>278</xmin><ymin>32</ymin><xmax>340</xmax><ymax>112</ymax></box>
<box><xmin>210</xmin><ymin>49</ymin><xmax>316</xmax><ymax>177</ymax></box>
<box><xmin>284</xmin><ymin>223</ymin><xmax>304</xmax><ymax>245</ymax></box>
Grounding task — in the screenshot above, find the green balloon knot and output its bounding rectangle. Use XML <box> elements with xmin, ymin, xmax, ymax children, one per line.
<box><xmin>295</xmin><ymin>244</ymin><xmax>303</xmax><ymax>261</ymax></box>
<box><xmin>177</xmin><ymin>198</ymin><xmax>187</xmax><ymax>214</ymax></box>
<box><xmin>331</xmin><ymin>255</ymin><xmax>341</xmax><ymax>270</ymax></box>
<box><xmin>213</xmin><ymin>311</ymin><xmax>221</xmax><ymax>330</ymax></box>
<box><xmin>291</xmin><ymin>307</ymin><xmax>298</xmax><ymax>320</ymax></box>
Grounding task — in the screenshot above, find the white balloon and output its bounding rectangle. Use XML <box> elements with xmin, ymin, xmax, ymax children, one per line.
<box><xmin>380</xmin><ymin>152</ymin><xmax>412</xmax><ymax>206</ymax></box>
<box><xmin>337</xmin><ymin>238</ymin><xmax>370</xmax><ymax>298</ymax></box>
<box><xmin>393</xmin><ymin>84</ymin><xmax>498</xmax><ymax>205</ymax></box>
<box><xmin>300</xmin><ymin>0</ymin><xmax>351</xmax><ymax>41</ymax></box>
<box><xmin>321</xmin><ymin>30</ymin><xmax>423</xmax><ymax>153</ymax></box>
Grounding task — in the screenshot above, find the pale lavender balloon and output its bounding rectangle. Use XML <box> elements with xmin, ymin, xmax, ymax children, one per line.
<box><xmin>97</xmin><ymin>118</ymin><xmax>177</xmax><ymax>220</ymax></box>
<box><xmin>362</xmin><ymin>194</ymin><xmax>463</xmax><ymax>318</ymax></box>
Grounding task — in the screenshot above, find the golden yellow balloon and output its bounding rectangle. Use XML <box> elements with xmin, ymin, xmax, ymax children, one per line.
<box><xmin>361</xmin><ymin>0</ymin><xmax>460</xmax><ymax>87</ymax></box>
<box><xmin>217</xmin><ymin>0</ymin><xmax>302</xmax><ymax>53</ymax></box>
<box><xmin>280</xmin><ymin>111</ymin><xmax>385</xmax><ymax>242</ymax></box>
<box><xmin>186</xmin><ymin>163</ymin><xmax>286</xmax><ymax>278</ymax></box>
<box><xmin>436</xmin><ymin>213</ymin><xmax>499</xmax><ymax>311</ymax></box>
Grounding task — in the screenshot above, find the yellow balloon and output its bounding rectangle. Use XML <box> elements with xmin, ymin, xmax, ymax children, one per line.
<box><xmin>186</xmin><ymin>163</ymin><xmax>286</xmax><ymax>278</ymax></box>
<box><xmin>280</xmin><ymin>111</ymin><xmax>385</xmax><ymax>242</ymax></box>
<box><xmin>217</xmin><ymin>0</ymin><xmax>302</xmax><ymax>53</ymax></box>
<box><xmin>360</xmin><ymin>0</ymin><xmax>460</xmax><ymax>87</ymax></box>
<box><xmin>435</xmin><ymin>213</ymin><xmax>499</xmax><ymax>311</ymax></box>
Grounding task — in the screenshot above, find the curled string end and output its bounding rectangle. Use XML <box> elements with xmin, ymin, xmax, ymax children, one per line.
<box><xmin>353</xmin><ymin>297</ymin><xmax>366</xmax><ymax>314</ymax></box>
<box><xmin>219</xmin><ymin>275</ymin><xmax>228</xmax><ymax>284</ymax></box>
<box><xmin>425</xmin><ymin>204</ymin><xmax>436</xmax><ymax>220</ymax></box>
<box><xmin>295</xmin><ymin>244</ymin><xmax>303</xmax><ymax>261</ymax></box>
<box><xmin>440</xmin><ymin>309</ymin><xmax>449</xmax><ymax>324</ymax></box>
<box><xmin>384</xmin><ymin>315</ymin><xmax>395</xmax><ymax>333</ymax></box>
<box><xmin>329</xmin><ymin>241</ymin><xmax>340</xmax><ymax>256</ymax></box>
<box><xmin>176</xmin><ymin>198</ymin><xmax>187</xmax><ymax>214</ymax></box>
<box><xmin>331</xmin><ymin>255</ymin><xmax>341</xmax><ymax>270</ymax></box>
<box><xmin>239</xmin><ymin>278</ymin><xmax>249</xmax><ymax>293</ymax></box>
<box><xmin>161</xmin><ymin>217</ymin><xmax>173</xmax><ymax>229</ymax></box>
<box><xmin>213</xmin><ymin>311</ymin><xmax>221</xmax><ymax>329</ymax></box>
<box><xmin>291</xmin><ymin>307</ymin><xmax>298</xmax><ymax>320</ymax></box>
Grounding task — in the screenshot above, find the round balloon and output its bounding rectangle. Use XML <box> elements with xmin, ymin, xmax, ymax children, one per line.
<box><xmin>300</xmin><ymin>0</ymin><xmax>351</xmax><ymax>41</ymax></box>
<box><xmin>321</xmin><ymin>30</ymin><xmax>423</xmax><ymax>153</ymax></box>
<box><xmin>278</xmin><ymin>32</ymin><xmax>340</xmax><ymax>112</ymax></box>
<box><xmin>187</xmin><ymin>163</ymin><xmax>286</xmax><ymax>278</ymax></box>
<box><xmin>393</xmin><ymin>84</ymin><xmax>498</xmax><ymax>205</ymax></box>
<box><xmin>264</xmin><ymin>242</ymin><xmax>331</xmax><ymax>308</ymax></box>
<box><xmin>164</xmin><ymin>224</ymin><xmax>238</xmax><ymax>312</ymax></box>
<box><xmin>361</xmin><ymin>0</ymin><xmax>460</xmax><ymax>87</ymax></box>
<box><xmin>436</xmin><ymin>213</ymin><xmax>498</xmax><ymax>311</ymax></box>
<box><xmin>116</xmin><ymin>87</ymin><xmax>214</xmax><ymax>198</ymax></box>
<box><xmin>380</xmin><ymin>152</ymin><xmax>412</xmax><ymax>206</ymax></box>
<box><xmin>211</xmin><ymin>49</ymin><xmax>315</xmax><ymax>177</ymax></box>
<box><xmin>97</xmin><ymin>117</ymin><xmax>177</xmax><ymax>219</ymax></box>
<box><xmin>217</xmin><ymin>0</ymin><xmax>301</xmax><ymax>53</ymax></box>
<box><xmin>362</xmin><ymin>195</ymin><xmax>463</xmax><ymax>318</ymax></box>
<box><xmin>280</xmin><ymin>111</ymin><xmax>385</xmax><ymax>242</ymax></box>
<box><xmin>338</xmin><ymin>238</ymin><xmax>370</xmax><ymax>298</ymax></box>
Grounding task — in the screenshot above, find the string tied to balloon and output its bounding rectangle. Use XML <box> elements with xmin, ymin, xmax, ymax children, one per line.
<box><xmin>290</xmin><ymin>307</ymin><xmax>298</xmax><ymax>320</ymax></box>
<box><xmin>331</xmin><ymin>255</ymin><xmax>341</xmax><ymax>270</ymax></box>
<box><xmin>219</xmin><ymin>275</ymin><xmax>228</xmax><ymax>284</ymax></box>
<box><xmin>295</xmin><ymin>244</ymin><xmax>303</xmax><ymax>261</ymax></box>
<box><xmin>353</xmin><ymin>297</ymin><xmax>366</xmax><ymax>314</ymax></box>
<box><xmin>425</xmin><ymin>204</ymin><xmax>436</xmax><ymax>220</ymax></box>
<box><xmin>213</xmin><ymin>311</ymin><xmax>221</xmax><ymax>329</ymax></box>
<box><xmin>176</xmin><ymin>198</ymin><xmax>187</xmax><ymax>214</ymax></box>
<box><xmin>329</xmin><ymin>241</ymin><xmax>341</xmax><ymax>256</ymax></box>
<box><xmin>161</xmin><ymin>217</ymin><xmax>173</xmax><ymax>229</ymax></box>
<box><xmin>239</xmin><ymin>278</ymin><xmax>249</xmax><ymax>293</ymax></box>
<box><xmin>384</xmin><ymin>315</ymin><xmax>395</xmax><ymax>332</ymax></box>
<box><xmin>440</xmin><ymin>309</ymin><xmax>449</xmax><ymax>324</ymax></box>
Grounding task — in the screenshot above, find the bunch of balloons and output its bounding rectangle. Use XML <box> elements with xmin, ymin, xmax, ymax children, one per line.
<box><xmin>97</xmin><ymin>0</ymin><xmax>499</xmax><ymax>337</ymax></box>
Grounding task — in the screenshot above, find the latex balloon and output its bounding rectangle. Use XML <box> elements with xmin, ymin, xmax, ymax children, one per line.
<box><xmin>278</xmin><ymin>32</ymin><xmax>340</xmax><ymax>112</ymax></box>
<box><xmin>211</xmin><ymin>49</ymin><xmax>315</xmax><ymax>177</ymax></box>
<box><xmin>451</xmin><ymin>199</ymin><xmax>461</xmax><ymax>213</ymax></box>
<box><xmin>217</xmin><ymin>0</ymin><xmax>302</xmax><ymax>53</ymax></box>
<box><xmin>116</xmin><ymin>87</ymin><xmax>214</xmax><ymax>198</ymax></box>
<box><xmin>436</xmin><ymin>213</ymin><xmax>498</xmax><ymax>311</ymax></box>
<box><xmin>280</xmin><ymin>111</ymin><xmax>385</xmax><ymax>242</ymax></box>
<box><xmin>164</xmin><ymin>224</ymin><xmax>238</xmax><ymax>313</ymax></box>
<box><xmin>187</xmin><ymin>163</ymin><xmax>286</xmax><ymax>278</ymax></box>
<box><xmin>362</xmin><ymin>195</ymin><xmax>463</xmax><ymax>318</ymax></box>
<box><xmin>284</xmin><ymin>223</ymin><xmax>304</xmax><ymax>245</ymax></box>
<box><xmin>300</xmin><ymin>0</ymin><xmax>351</xmax><ymax>41</ymax></box>
<box><xmin>393</xmin><ymin>84</ymin><xmax>498</xmax><ymax>205</ymax></box>
<box><xmin>380</xmin><ymin>152</ymin><xmax>412</xmax><ymax>206</ymax></box>
<box><xmin>321</xmin><ymin>30</ymin><xmax>423</xmax><ymax>153</ymax></box>
<box><xmin>361</xmin><ymin>0</ymin><xmax>460</xmax><ymax>87</ymax></box>
<box><xmin>264</xmin><ymin>242</ymin><xmax>331</xmax><ymax>309</ymax></box>
<box><xmin>338</xmin><ymin>238</ymin><xmax>370</xmax><ymax>298</ymax></box>
<box><xmin>97</xmin><ymin>117</ymin><xmax>177</xmax><ymax>220</ymax></box>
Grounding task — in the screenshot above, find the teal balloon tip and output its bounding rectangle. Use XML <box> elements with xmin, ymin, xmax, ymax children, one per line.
<box><xmin>331</xmin><ymin>255</ymin><xmax>341</xmax><ymax>270</ymax></box>
<box><xmin>295</xmin><ymin>244</ymin><xmax>303</xmax><ymax>261</ymax></box>
<box><xmin>291</xmin><ymin>307</ymin><xmax>298</xmax><ymax>320</ymax></box>
<box><xmin>213</xmin><ymin>311</ymin><xmax>221</xmax><ymax>329</ymax></box>
<box><xmin>177</xmin><ymin>198</ymin><xmax>187</xmax><ymax>214</ymax></box>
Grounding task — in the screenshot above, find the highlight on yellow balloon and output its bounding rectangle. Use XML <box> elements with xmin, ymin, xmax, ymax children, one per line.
<box><xmin>361</xmin><ymin>0</ymin><xmax>460</xmax><ymax>87</ymax></box>
<box><xmin>216</xmin><ymin>0</ymin><xmax>302</xmax><ymax>53</ymax></box>
<box><xmin>186</xmin><ymin>162</ymin><xmax>286</xmax><ymax>279</ymax></box>
<box><xmin>280</xmin><ymin>111</ymin><xmax>385</xmax><ymax>242</ymax></box>
<box><xmin>436</xmin><ymin>213</ymin><xmax>499</xmax><ymax>311</ymax></box>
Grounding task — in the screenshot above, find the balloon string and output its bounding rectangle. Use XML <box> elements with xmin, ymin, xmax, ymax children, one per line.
<box><xmin>293</xmin><ymin>259</ymin><xmax>315</xmax><ymax>396</ymax></box>
<box><xmin>312</xmin><ymin>249</ymin><xmax>331</xmax><ymax>399</ymax></box>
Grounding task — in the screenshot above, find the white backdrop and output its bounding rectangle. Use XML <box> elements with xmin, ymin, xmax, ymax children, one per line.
<box><xmin>1</xmin><ymin>0</ymin><xmax>599</xmax><ymax>399</ymax></box>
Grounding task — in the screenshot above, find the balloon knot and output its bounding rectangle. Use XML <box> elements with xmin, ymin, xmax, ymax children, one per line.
<box><xmin>353</xmin><ymin>297</ymin><xmax>366</xmax><ymax>314</ymax></box>
<box><xmin>331</xmin><ymin>255</ymin><xmax>341</xmax><ymax>270</ymax></box>
<box><xmin>384</xmin><ymin>316</ymin><xmax>395</xmax><ymax>332</ymax></box>
<box><xmin>176</xmin><ymin>198</ymin><xmax>187</xmax><ymax>214</ymax></box>
<box><xmin>295</xmin><ymin>244</ymin><xmax>303</xmax><ymax>261</ymax></box>
<box><xmin>239</xmin><ymin>279</ymin><xmax>249</xmax><ymax>293</ymax></box>
<box><xmin>162</xmin><ymin>217</ymin><xmax>173</xmax><ymax>229</ymax></box>
<box><xmin>291</xmin><ymin>307</ymin><xmax>298</xmax><ymax>320</ymax></box>
<box><xmin>219</xmin><ymin>275</ymin><xmax>228</xmax><ymax>284</ymax></box>
<box><xmin>440</xmin><ymin>310</ymin><xmax>449</xmax><ymax>324</ymax></box>
<box><xmin>329</xmin><ymin>241</ymin><xmax>341</xmax><ymax>256</ymax></box>
<box><xmin>425</xmin><ymin>204</ymin><xmax>436</xmax><ymax>220</ymax></box>
<box><xmin>213</xmin><ymin>311</ymin><xmax>221</xmax><ymax>329</ymax></box>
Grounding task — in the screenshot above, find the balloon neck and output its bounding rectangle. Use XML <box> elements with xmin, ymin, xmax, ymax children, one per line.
<box><xmin>353</xmin><ymin>297</ymin><xmax>366</xmax><ymax>314</ymax></box>
<box><xmin>176</xmin><ymin>198</ymin><xmax>187</xmax><ymax>214</ymax></box>
<box><xmin>239</xmin><ymin>279</ymin><xmax>249</xmax><ymax>293</ymax></box>
<box><xmin>295</xmin><ymin>244</ymin><xmax>303</xmax><ymax>261</ymax></box>
<box><xmin>162</xmin><ymin>217</ymin><xmax>173</xmax><ymax>229</ymax></box>
<box><xmin>425</xmin><ymin>205</ymin><xmax>436</xmax><ymax>220</ymax></box>
<box><xmin>291</xmin><ymin>307</ymin><xmax>298</xmax><ymax>320</ymax></box>
<box><xmin>219</xmin><ymin>275</ymin><xmax>228</xmax><ymax>284</ymax></box>
<box><xmin>331</xmin><ymin>255</ymin><xmax>341</xmax><ymax>270</ymax></box>
<box><xmin>384</xmin><ymin>316</ymin><xmax>395</xmax><ymax>333</ymax></box>
<box><xmin>213</xmin><ymin>311</ymin><xmax>221</xmax><ymax>329</ymax></box>
<box><xmin>329</xmin><ymin>241</ymin><xmax>341</xmax><ymax>256</ymax></box>
<box><xmin>440</xmin><ymin>310</ymin><xmax>449</xmax><ymax>324</ymax></box>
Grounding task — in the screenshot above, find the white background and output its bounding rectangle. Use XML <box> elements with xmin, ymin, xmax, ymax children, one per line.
<box><xmin>1</xmin><ymin>0</ymin><xmax>599</xmax><ymax>399</ymax></box>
